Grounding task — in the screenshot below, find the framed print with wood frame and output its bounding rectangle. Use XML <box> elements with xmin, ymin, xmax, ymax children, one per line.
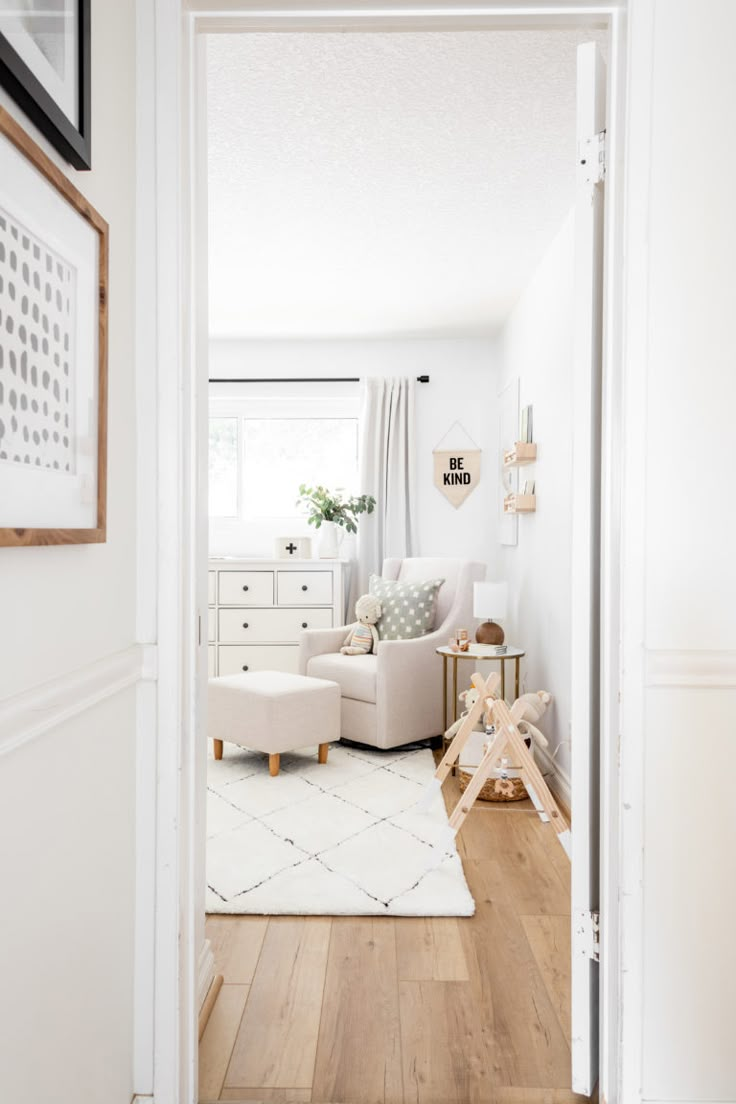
<box><xmin>0</xmin><ymin>0</ymin><xmax>90</xmax><ymax>169</ymax></box>
<box><xmin>0</xmin><ymin>106</ymin><xmax>107</xmax><ymax>546</ymax></box>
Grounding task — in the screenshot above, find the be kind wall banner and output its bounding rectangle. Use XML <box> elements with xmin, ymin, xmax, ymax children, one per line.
<box><xmin>433</xmin><ymin>447</ymin><xmax>482</xmax><ymax>508</ymax></box>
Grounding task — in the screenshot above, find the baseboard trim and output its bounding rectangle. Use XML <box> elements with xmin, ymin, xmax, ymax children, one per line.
<box><xmin>198</xmin><ymin>973</ymin><xmax>223</xmax><ymax>1042</ymax></box>
<box><xmin>645</xmin><ymin>647</ymin><xmax>736</xmax><ymax>687</ymax></box>
<box><xmin>197</xmin><ymin>937</ymin><xmax>216</xmax><ymax>1014</ymax></box>
<box><xmin>535</xmin><ymin>744</ymin><xmax>572</xmax><ymax>819</ymax></box>
<box><xmin>0</xmin><ymin>643</ymin><xmax>157</xmax><ymax>756</ymax></box>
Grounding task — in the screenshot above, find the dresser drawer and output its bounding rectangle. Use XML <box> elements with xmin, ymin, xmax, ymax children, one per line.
<box><xmin>208</xmin><ymin>571</ymin><xmax>216</xmax><ymax>604</ymax></box>
<box><xmin>218</xmin><ymin>645</ymin><xmax>300</xmax><ymax>676</ymax></box>
<box><xmin>218</xmin><ymin>570</ymin><xmax>274</xmax><ymax>605</ymax></box>
<box><xmin>208</xmin><ymin>607</ymin><xmax>216</xmax><ymax>642</ymax></box>
<box><xmin>277</xmin><ymin>570</ymin><xmax>333</xmax><ymax>606</ymax></box>
<box><xmin>219</xmin><ymin>606</ymin><xmax>333</xmax><ymax>643</ymax></box>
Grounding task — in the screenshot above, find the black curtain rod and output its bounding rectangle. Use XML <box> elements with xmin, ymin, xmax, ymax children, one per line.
<box><xmin>208</xmin><ymin>375</ymin><xmax>430</xmax><ymax>384</ymax></box>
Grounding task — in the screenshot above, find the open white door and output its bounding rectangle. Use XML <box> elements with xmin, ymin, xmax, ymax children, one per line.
<box><xmin>570</xmin><ymin>40</ymin><xmax>606</xmax><ymax>1098</ymax></box>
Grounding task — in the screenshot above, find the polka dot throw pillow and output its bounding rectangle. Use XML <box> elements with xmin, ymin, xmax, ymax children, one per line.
<box><xmin>368</xmin><ymin>575</ymin><xmax>445</xmax><ymax>641</ymax></box>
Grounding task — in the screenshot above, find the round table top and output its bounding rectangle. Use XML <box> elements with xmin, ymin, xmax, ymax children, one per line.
<box><xmin>436</xmin><ymin>644</ymin><xmax>525</xmax><ymax>659</ymax></box>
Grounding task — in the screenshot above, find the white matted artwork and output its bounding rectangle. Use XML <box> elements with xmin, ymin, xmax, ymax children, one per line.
<box><xmin>0</xmin><ymin>107</ymin><xmax>107</xmax><ymax>545</ymax></box>
<box><xmin>498</xmin><ymin>377</ymin><xmax>519</xmax><ymax>546</ymax></box>
<box><xmin>0</xmin><ymin>207</ymin><xmax>77</xmax><ymax>473</ymax></box>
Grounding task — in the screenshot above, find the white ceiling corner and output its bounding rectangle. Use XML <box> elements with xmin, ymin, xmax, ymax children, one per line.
<box><xmin>206</xmin><ymin>29</ymin><xmax>605</xmax><ymax>340</ymax></box>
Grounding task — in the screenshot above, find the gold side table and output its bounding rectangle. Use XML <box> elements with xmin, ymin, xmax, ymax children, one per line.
<box><xmin>436</xmin><ymin>644</ymin><xmax>526</xmax><ymax>732</ymax></box>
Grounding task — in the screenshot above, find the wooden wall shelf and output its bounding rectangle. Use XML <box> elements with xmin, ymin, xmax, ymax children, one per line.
<box><xmin>503</xmin><ymin>442</ymin><xmax>537</xmax><ymax>467</ymax></box>
<box><xmin>504</xmin><ymin>494</ymin><xmax>536</xmax><ymax>514</ymax></box>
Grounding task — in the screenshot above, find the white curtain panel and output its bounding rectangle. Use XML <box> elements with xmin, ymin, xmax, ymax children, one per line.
<box><xmin>350</xmin><ymin>377</ymin><xmax>417</xmax><ymax>610</ymax></box>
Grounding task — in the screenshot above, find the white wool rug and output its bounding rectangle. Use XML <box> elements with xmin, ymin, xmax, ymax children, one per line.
<box><xmin>206</xmin><ymin>741</ymin><xmax>475</xmax><ymax>917</ymax></box>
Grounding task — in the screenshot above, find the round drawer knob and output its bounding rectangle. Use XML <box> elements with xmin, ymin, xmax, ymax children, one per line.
<box><xmin>242</xmin><ymin>665</ymin><xmax>249</xmax><ymax>671</ymax></box>
<box><xmin>242</xmin><ymin>585</ymin><xmax>249</xmax><ymax>592</ymax></box>
<box><xmin>301</xmin><ymin>584</ymin><xmax>308</xmax><ymax>591</ymax></box>
<box><xmin>242</xmin><ymin>622</ymin><xmax>249</xmax><ymax>629</ymax></box>
<box><xmin>302</xmin><ymin>622</ymin><xmax>308</xmax><ymax>629</ymax></box>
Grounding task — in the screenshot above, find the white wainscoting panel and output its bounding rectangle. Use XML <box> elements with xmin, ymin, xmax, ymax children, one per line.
<box><xmin>642</xmin><ymin>680</ymin><xmax>736</xmax><ymax>1101</ymax></box>
<box><xmin>0</xmin><ymin>644</ymin><xmax>156</xmax><ymax>756</ymax></box>
<box><xmin>645</xmin><ymin>648</ymin><xmax>736</xmax><ymax>688</ymax></box>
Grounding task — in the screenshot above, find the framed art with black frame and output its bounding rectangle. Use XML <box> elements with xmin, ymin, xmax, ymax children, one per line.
<box><xmin>0</xmin><ymin>1</ymin><xmax>91</xmax><ymax>170</ymax></box>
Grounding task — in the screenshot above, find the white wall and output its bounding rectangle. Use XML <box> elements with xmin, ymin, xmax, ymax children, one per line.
<box><xmin>0</xmin><ymin>692</ymin><xmax>137</xmax><ymax>1102</ymax></box>
<box><xmin>496</xmin><ymin>213</ymin><xmax>575</xmax><ymax>786</ymax></box>
<box><xmin>0</xmin><ymin>2</ymin><xmax>138</xmax><ymax>1101</ymax></box>
<box><xmin>209</xmin><ymin>337</ymin><xmax>501</xmax><ymax>581</ymax></box>
<box><xmin>620</xmin><ymin>2</ymin><xmax>736</xmax><ymax>1100</ymax></box>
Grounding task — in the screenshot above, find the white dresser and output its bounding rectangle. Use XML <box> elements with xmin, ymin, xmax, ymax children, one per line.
<box><xmin>208</xmin><ymin>558</ymin><xmax>348</xmax><ymax>677</ymax></box>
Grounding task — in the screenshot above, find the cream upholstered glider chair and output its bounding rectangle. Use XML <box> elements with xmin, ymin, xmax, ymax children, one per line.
<box><xmin>299</xmin><ymin>557</ymin><xmax>486</xmax><ymax>750</ymax></box>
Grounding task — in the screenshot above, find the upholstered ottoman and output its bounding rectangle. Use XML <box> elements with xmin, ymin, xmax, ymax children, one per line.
<box><xmin>207</xmin><ymin>670</ymin><xmax>341</xmax><ymax>776</ymax></box>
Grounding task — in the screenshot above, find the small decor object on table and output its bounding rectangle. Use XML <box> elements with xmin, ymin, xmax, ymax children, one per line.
<box><xmin>454</xmin><ymin>628</ymin><xmax>470</xmax><ymax>651</ymax></box>
<box><xmin>274</xmin><ymin>536</ymin><xmax>312</xmax><ymax>559</ymax></box>
<box><xmin>0</xmin><ymin>107</ymin><xmax>108</xmax><ymax>547</ymax></box>
<box><xmin>0</xmin><ymin>2</ymin><xmax>91</xmax><ymax>169</ymax></box>
<box><xmin>474</xmin><ymin>582</ymin><xmax>508</xmax><ymax>644</ymax></box>
<box><xmin>340</xmin><ymin>594</ymin><xmax>382</xmax><ymax>655</ymax></box>
<box><xmin>296</xmin><ymin>484</ymin><xmax>376</xmax><ymax>559</ymax></box>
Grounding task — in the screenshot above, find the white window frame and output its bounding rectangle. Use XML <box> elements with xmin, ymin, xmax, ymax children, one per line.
<box><xmin>208</xmin><ymin>389</ymin><xmax>360</xmax><ymax>553</ymax></box>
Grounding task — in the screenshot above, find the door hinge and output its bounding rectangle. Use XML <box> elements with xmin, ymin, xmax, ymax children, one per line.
<box><xmin>575</xmin><ymin>909</ymin><xmax>600</xmax><ymax>962</ymax></box>
<box><xmin>578</xmin><ymin>129</ymin><xmax>606</xmax><ymax>185</ymax></box>
<box><xmin>198</xmin><ymin>613</ymin><xmax>202</xmax><ymax>647</ymax></box>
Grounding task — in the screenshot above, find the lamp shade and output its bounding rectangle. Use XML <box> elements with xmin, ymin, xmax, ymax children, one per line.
<box><xmin>473</xmin><ymin>581</ymin><xmax>508</xmax><ymax>621</ymax></box>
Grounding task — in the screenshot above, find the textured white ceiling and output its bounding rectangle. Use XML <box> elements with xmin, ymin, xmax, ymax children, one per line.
<box><xmin>207</xmin><ymin>30</ymin><xmax>603</xmax><ymax>339</ymax></box>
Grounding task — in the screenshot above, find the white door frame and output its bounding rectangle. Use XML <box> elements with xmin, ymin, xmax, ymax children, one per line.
<box><xmin>137</xmin><ymin>3</ymin><xmax>635</xmax><ymax>1102</ymax></box>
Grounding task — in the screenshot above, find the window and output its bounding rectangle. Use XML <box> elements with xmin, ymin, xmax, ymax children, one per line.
<box><xmin>208</xmin><ymin>392</ymin><xmax>359</xmax><ymax>531</ymax></box>
<box><xmin>208</xmin><ymin>416</ymin><xmax>239</xmax><ymax>517</ymax></box>
<box><xmin>242</xmin><ymin>417</ymin><xmax>358</xmax><ymax>517</ymax></box>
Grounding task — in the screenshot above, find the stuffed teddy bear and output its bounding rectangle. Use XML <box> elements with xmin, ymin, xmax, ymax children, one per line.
<box><xmin>340</xmin><ymin>594</ymin><xmax>382</xmax><ymax>655</ymax></box>
<box><xmin>515</xmin><ymin>690</ymin><xmax>552</xmax><ymax>750</ymax></box>
<box><xmin>443</xmin><ymin>685</ymin><xmax>487</xmax><ymax>742</ymax></box>
<box><xmin>444</xmin><ymin>686</ymin><xmax>553</xmax><ymax>752</ymax></box>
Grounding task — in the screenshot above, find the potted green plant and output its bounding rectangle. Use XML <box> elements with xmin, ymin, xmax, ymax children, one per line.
<box><xmin>296</xmin><ymin>484</ymin><xmax>376</xmax><ymax>558</ymax></box>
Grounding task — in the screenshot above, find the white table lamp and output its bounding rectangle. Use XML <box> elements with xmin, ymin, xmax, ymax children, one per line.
<box><xmin>473</xmin><ymin>581</ymin><xmax>508</xmax><ymax>645</ymax></box>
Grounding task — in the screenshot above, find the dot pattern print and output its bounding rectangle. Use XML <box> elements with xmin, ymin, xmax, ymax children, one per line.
<box><xmin>368</xmin><ymin>574</ymin><xmax>445</xmax><ymax>641</ymax></box>
<box><xmin>0</xmin><ymin>205</ymin><xmax>76</xmax><ymax>473</ymax></box>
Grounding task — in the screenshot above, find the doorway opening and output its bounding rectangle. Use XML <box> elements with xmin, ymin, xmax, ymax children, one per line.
<box><xmin>186</xmin><ymin>13</ymin><xmax>618</xmax><ymax>1104</ymax></box>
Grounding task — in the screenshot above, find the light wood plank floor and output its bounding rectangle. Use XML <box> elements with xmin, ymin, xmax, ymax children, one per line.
<box><xmin>200</xmin><ymin>771</ymin><xmax>587</xmax><ymax>1104</ymax></box>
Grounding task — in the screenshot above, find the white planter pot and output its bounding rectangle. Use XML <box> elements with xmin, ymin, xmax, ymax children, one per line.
<box><xmin>317</xmin><ymin>521</ymin><xmax>344</xmax><ymax>559</ymax></box>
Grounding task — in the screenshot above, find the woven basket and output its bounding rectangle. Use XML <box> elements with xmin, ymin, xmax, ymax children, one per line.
<box><xmin>457</xmin><ymin>767</ymin><xmax>528</xmax><ymax>803</ymax></box>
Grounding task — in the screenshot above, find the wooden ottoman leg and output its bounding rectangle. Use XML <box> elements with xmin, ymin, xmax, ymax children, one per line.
<box><xmin>213</xmin><ymin>739</ymin><xmax>223</xmax><ymax>761</ymax></box>
<box><xmin>318</xmin><ymin>743</ymin><xmax>329</xmax><ymax>765</ymax></box>
<box><xmin>269</xmin><ymin>753</ymin><xmax>280</xmax><ymax>777</ymax></box>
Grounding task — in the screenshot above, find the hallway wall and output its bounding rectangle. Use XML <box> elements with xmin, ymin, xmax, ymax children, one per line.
<box><xmin>0</xmin><ymin>1</ymin><xmax>139</xmax><ymax>1101</ymax></box>
<box><xmin>0</xmin><ymin>693</ymin><xmax>137</xmax><ymax>1101</ymax></box>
